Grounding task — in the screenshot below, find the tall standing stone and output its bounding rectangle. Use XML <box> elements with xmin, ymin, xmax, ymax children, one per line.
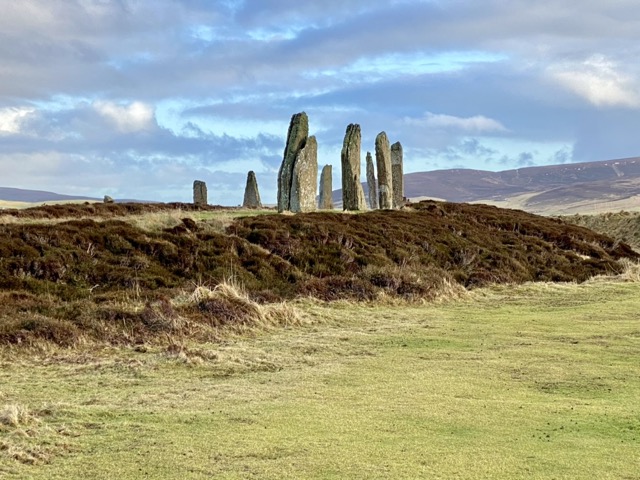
<box><xmin>391</xmin><ymin>142</ymin><xmax>404</xmax><ymax>209</ymax></box>
<box><xmin>277</xmin><ymin>112</ymin><xmax>309</xmax><ymax>212</ymax></box>
<box><xmin>318</xmin><ymin>164</ymin><xmax>333</xmax><ymax>210</ymax></box>
<box><xmin>365</xmin><ymin>152</ymin><xmax>378</xmax><ymax>210</ymax></box>
<box><xmin>341</xmin><ymin>124</ymin><xmax>367</xmax><ymax>211</ymax></box>
<box><xmin>290</xmin><ymin>136</ymin><xmax>318</xmax><ymax>213</ymax></box>
<box><xmin>242</xmin><ymin>171</ymin><xmax>262</xmax><ymax>208</ymax></box>
<box><xmin>193</xmin><ymin>180</ymin><xmax>207</xmax><ymax>206</ymax></box>
<box><xmin>375</xmin><ymin>132</ymin><xmax>393</xmax><ymax>209</ymax></box>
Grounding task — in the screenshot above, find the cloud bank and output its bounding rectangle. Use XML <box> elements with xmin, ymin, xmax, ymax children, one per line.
<box><xmin>1</xmin><ymin>0</ymin><xmax>639</xmax><ymax>203</ymax></box>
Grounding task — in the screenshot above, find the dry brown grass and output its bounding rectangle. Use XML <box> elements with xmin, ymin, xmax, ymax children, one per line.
<box><xmin>0</xmin><ymin>209</ymin><xmax>224</xmax><ymax>233</ymax></box>
<box><xmin>0</xmin><ymin>403</ymin><xmax>66</xmax><ymax>467</ymax></box>
<box><xmin>0</xmin><ymin>404</ymin><xmax>34</xmax><ymax>428</ymax></box>
<box><xmin>614</xmin><ymin>258</ymin><xmax>640</xmax><ymax>282</ymax></box>
<box><xmin>177</xmin><ymin>280</ymin><xmax>303</xmax><ymax>331</ymax></box>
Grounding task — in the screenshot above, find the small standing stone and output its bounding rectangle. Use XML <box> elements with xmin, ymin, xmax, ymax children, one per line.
<box><xmin>242</xmin><ymin>171</ymin><xmax>262</xmax><ymax>208</ymax></box>
<box><xmin>341</xmin><ymin>124</ymin><xmax>367</xmax><ymax>211</ymax></box>
<box><xmin>193</xmin><ymin>180</ymin><xmax>207</xmax><ymax>206</ymax></box>
<box><xmin>290</xmin><ymin>136</ymin><xmax>318</xmax><ymax>213</ymax></box>
<box><xmin>391</xmin><ymin>141</ymin><xmax>404</xmax><ymax>209</ymax></box>
<box><xmin>277</xmin><ymin>112</ymin><xmax>309</xmax><ymax>212</ymax></box>
<box><xmin>103</xmin><ymin>195</ymin><xmax>114</xmax><ymax>204</ymax></box>
<box><xmin>318</xmin><ymin>164</ymin><xmax>333</xmax><ymax>210</ymax></box>
<box><xmin>375</xmin><ymin>132</ymin><xmax>393</xmax><ymax>209</ymax></box>
<box><xmin>366</xmin><ymin>152</ymin><xmax>378</xmax><ymax>210</ymax></box>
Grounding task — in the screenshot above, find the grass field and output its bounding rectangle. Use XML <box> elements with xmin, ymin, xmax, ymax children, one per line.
<box><xmin>1</xmin><ymin>279</ymin><xmax>639</xmax><ymax>479</ymax></box>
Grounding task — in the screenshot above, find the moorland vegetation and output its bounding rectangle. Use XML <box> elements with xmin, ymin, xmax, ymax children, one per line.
<box><xmin>0</xmin><ymin>200</ymin><xmax>635</xmax><ymax>348</ymax></box>
<box><xmin>2</xmin><ymin>200</ymin><xmax>640</xmax><ymax>478</ymax></box>
<box><xmin>563</xmin><ymin>210</ymin><xmax>640</xmax><ymax>251</ymax></box>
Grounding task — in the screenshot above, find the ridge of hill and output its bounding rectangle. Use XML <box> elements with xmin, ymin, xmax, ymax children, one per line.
<box><xmin>331</xmin><ymin>156</ymin><xmax>640</xmax><ymax>214</ymax></box>
<box><xmin>404</xmin><ymin>157</ymin><xmax>640</xmax><ymax>214</ymax></box>
<box><xmin>405</xmin><ymin>157</ymin><xmax>640</xmax><ymax>201</ymax></box>
<box><xmin>0</xmin><ymin>187</ymin><xmax>98</xmax><ymax>203</ymax></box>
<box><xmin>0</xmin><ymin>201</ymin><xmax>636</xmax><ymax>346</ymax></box>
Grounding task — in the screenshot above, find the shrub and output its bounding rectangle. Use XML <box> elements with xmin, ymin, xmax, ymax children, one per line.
<box><xmin>0</xmin><ymin>314</ymin><xmax>80</xmax><ymax>346</ymax></box>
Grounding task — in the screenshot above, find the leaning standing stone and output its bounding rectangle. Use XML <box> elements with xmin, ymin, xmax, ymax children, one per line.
<box><xmin>290</xmin><ymin>136</ymin><xmax>318</xmax><ymax>213</ymax></box>
<box><xmin>193</xmin><ymin>180</ymin><xmax>207</xmax><ymax>206</ymax></box>
<box><xmin>375</xmin><ymin>132</ymin><xmax>393</xmax><ymax>209</ymax></box>
<box><xmin>318</xmin><ymin>164</ymin><xmax>333</xmax><ymax>210</ymax></box>
<box><xmin>366</xmin><ymin>152</ymin><xmax>378</xmax><ymax>210</ymax></box>
<box><xmin>242</xmin><ymin>171</ymin><xmax>262</xmax><ymax>208</ymax></box>
<box><xmin>391</xmin><ymin>141</ymin><xmax>404</xmax><ymax>209</ymax></box>
<box><xmin>341</xmin><ymin>124</ymin><xmax>367</xmax><ymax>211</ymax></box>
<box><xmin>277</xmin><ymin>112</ymin><xmax>309</xmax><ymax>212</ymax></box>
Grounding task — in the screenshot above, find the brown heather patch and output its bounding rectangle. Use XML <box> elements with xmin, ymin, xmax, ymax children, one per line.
<box><xmin>230</xmin><ymin>200</ymin><xmax>635</xmax><ymax>289</ymax></box>
<box><xmin>0</xmin><ymin>200</ymin><xmax>636</xmax><ymax>347</ymax></box>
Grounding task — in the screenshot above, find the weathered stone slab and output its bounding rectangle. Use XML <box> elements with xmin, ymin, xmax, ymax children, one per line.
<box><xmin>366</xmin><ymin>151</ymin><xmax>378</xmax><ymax>210</ymax></box>
<box><xmin>375</xmin><ymin>132</ymin><xmax>393</xmax><ymax>209</ymax></box>
<box><xmin>242</xmin><ymin>171</ymin><xmax>262</xmax><ymax>208</ymax></box>
<box><xmin>277</xmin><ymin>112</ymin><xmax>309</xmax><ymax>212</ymax></box>
<box><xmin>341</xmin><ymin>124</ymin><xmax>367</xmax><ymax>211</ymax></box>
<box><xmin>318</xmin><ymin>164</ymin><xmax>333</xmax><ymax>210</ymax></box>
<box><xmin>103</xmin><ymin>195</ymin><xmax>114</xmax><ymax>204</ymax></box>
<box><xmin>193</xmin><ymin>180</ymin><xmax>207</xmax><ymax>206</ymax></box>
<box><xmin>391</xmin><ymin>141</ymin><xmax>404</xmax><ymax>209</ymax></box>
<box><xmin>290</xmin><ymin>135</ymin><xmax>318</xmax><ymax>213</ymax></box>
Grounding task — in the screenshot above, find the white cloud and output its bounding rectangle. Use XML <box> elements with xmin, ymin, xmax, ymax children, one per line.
<box><xmin>549</xmin><ymin>55</ymin><xmax>640</xmax><ymax>108</ymax></box>
<box><xmin>94</xmin><ymin>101</ymin><xmax>156</xmax><ymax>133</ymax></box>
<box><xmin>405</xmin><ymin>112</ymin><xmax>508</xmax><ymax>133</ymax></box>
<box><xmin>0</xmin><ymin>107</ymin><xmax>35</xmax><ymax>134</ymax></box>
<box><xmin>2</xmin><ymin>1</ymin><xmax>640</xmax><ymax>201</ymax></box>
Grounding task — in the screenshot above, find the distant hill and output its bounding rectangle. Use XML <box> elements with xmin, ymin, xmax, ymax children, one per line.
<box><xmin>334</xmin><ymin>156</ymin><xmax>640</xmax><ymax>215</ymax></box>
<box><xmin>0</xmin><ymin>187</ymin><xmax>98</xmax><ymax>203</ymax></box>
<box><xmin>403</xmin><ymin>157</ymin><xmax>640</xmax><ymax>214</ymax></box>
<box><xmin>0</xmin><ymin>187</ymin><xmax>152</xmax><ymax>207</ymax></box>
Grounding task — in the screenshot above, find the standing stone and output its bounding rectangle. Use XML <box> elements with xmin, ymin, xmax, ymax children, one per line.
<box><xmin>365</xmin><ymin>152</ymin><xmax>378</xmax><ymax>210</ymax></box>
<box><xmin>290</xmin><ymin>136</ymin><xmax>318</xmax><ymax>213</ymax></box>
<box><xmin>375</xmin><ymin>132</ymin><xmax>393</xmax><ymax>209</ymax></box>
<box><xmin>341</xmin><ymin>124</ymin><xmax>367</xmax><ymax>211</ymax></box>
<box><xmin>277</xmin><ymin>112</ymin><xmax>309</xmax><ymax>212</ymax></box>
<box><xmin>103</xmin><ymin>195</ymin><xmax>114</xmax><ymax>204</ymax></box>
<box><xmin>193</xmin><ymin>180</ymin><xmax>207</xmax><ymax>206</ymax></box>
<box><xmin>242</xmin><ymin>171</ymin><xmax>262</xmax><ymax>208</ymax></box>
<box><xmin>391</xmin><ymin>142</ymin><xmax>404</xmax><ymax>209</ymax></box>
<box><xmin>318</xmin><ymin>164</ymin><xmax>333</xmax><ymax>210</ymax></box>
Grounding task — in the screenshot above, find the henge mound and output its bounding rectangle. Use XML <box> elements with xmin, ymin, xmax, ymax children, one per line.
<box><xmin>0</xmin><ymin>200</ymin><xmax>636</xmax><ymax>345</ymax></box>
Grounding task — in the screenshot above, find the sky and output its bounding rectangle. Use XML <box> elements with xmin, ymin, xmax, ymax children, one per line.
<box><xmin>1</xmin><ymin>0</ymin><xmax>640</xmax><ymax>204</ymax></box>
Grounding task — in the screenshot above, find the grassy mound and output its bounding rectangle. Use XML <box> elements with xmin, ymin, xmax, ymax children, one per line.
<box><xmin>0</xmin><ymin>200</ymin><xmax>636</xmax><ymax>346</ymax></box>
<box><xmin>562</xmin><ymin>211</ymin><xmax>640</xmax><ymax>251</ymax></box>
<box><xmin>231</xmin><ymin>201</ymin><xmax>635</xmax><ymax>293</ymax></box>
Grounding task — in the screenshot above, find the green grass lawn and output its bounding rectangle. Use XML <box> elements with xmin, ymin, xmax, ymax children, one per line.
<box><xmin>1</xmin><ymin>280</ymin><xmax>639</xmax><ymax>479</ymax></box>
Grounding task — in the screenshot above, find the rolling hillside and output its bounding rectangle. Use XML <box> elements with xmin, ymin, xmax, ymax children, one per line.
<box><xmin>404</xmin><ymin>157</ymin><xmax>640</xmax><ymax>214</ymax></box>
<box><xmin>6</xmin><ymin>156</ymin><xmax>640</xmax><ymax>215</ymax></box>
<box><xmin>0</xmin><ymin>187</ymin><xmax>98</xmax><ymax>203</ymax></box>
<box><xmin>332</xmin><ymin>156</ymin><xmax>640</xmax><ymax>215</ymax></box>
